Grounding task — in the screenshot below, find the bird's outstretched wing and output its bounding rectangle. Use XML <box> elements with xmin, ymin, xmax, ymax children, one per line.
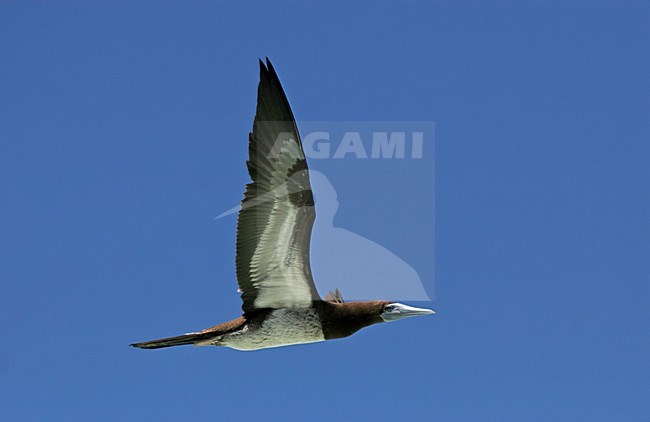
<box><xmin>235</xmin><ymin>59</ymin><xmax>320</xmax><ymax>313</ymax></box>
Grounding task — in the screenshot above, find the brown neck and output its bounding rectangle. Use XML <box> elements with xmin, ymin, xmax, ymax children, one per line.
<box><xmin>315</xmin><ymin>300</ymin><xmax>388</xmax><ymax>340</ymax></box>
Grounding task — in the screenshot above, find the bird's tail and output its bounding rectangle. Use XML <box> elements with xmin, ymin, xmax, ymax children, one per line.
<box><xmin>130</xmin><ymin>332</ymin><xmax>212</xmax><ymax>349</ymax></box>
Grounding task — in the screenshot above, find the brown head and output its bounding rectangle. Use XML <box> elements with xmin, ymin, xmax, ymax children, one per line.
<box><xmin>316</xmin><ymin>300</ymin><xmax>435</xmax><ymax>340</ymax></box>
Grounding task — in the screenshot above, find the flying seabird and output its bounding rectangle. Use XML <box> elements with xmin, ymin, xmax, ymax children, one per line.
<box><xmin>131</xmin><ymin>59</ymin><xmax>434</xmax><ymax>351</ymax></box>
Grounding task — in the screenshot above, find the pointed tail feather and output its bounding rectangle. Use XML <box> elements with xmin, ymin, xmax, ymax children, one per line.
<box><xmin>130</xmin><ymin>332</ymin><xmax>211</xmax><ymax>349</ymax></box>
<box><xmin>131</xmin><ymin>317</ymin><xmax>246</xmax><ymax>349</ymax></box>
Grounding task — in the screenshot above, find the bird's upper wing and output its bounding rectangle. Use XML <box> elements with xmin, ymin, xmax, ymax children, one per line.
<box><xmin>235</xmin><ymin>59</ymin><xmax>320</xmax><ymax>313</ymax></box>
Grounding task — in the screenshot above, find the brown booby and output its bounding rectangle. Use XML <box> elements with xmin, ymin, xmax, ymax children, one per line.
<box><xmin>131</xmin><ymin>59</ymin><xmax>434</xmax><ymax>351</ymax></box>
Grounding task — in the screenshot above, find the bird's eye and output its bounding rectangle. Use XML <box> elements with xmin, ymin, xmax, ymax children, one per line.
<box><xmin>385</xmin><ymin>305</ymin><xmax>395</xmax><ymax>312</ymax></box>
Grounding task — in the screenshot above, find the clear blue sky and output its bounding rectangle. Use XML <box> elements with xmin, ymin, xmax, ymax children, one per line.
<box><xmin>1</xmin><ymin>1</ymin><xmax>649</xmax><ymax>420</ymax></box>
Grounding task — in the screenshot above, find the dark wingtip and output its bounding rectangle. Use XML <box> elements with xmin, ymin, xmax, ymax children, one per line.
<box><xmin>266</xmin><ymin>58</ymin><xmax>278</xmax><ymax>78</ymax></box>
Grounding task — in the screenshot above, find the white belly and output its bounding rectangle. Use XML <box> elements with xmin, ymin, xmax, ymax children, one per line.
<box><xmin>220</xmin><ymin>308</ymin><xmax>325</xmax><ymax>351</ymax></box>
